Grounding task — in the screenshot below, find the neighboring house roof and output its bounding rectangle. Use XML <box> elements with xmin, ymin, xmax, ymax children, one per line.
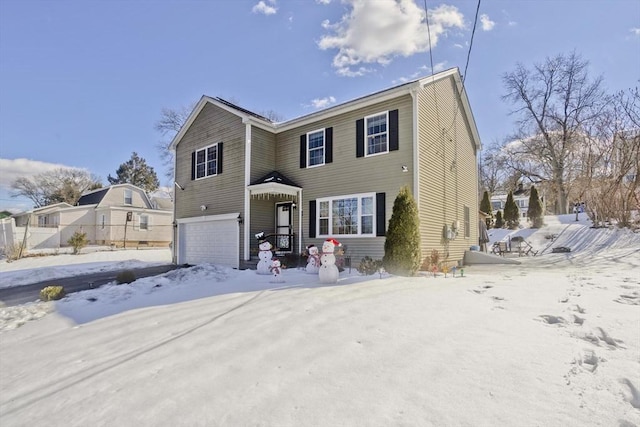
<box><xmin>77</xmin><ymin>184</ymin><xmax>153</xmax><ymax>208</ymax></box>
<box><xmin>151</xmin><ymin>197</ymin><xmax>173</xmax><ymax>211</ymax></box>
<box><xmin>12</xmin><ymin>202</ymin><xmax>73</xmax><ymax>217</ymax></box>
<box><xmin>77</xmin><ymin>188</ymin><xmax>109</xmax><ymax>205</ymax></box>
<box><xmin>169</xmin><ymin>67</ymin><xmax>481</xmax><ymax>152</ymax></box>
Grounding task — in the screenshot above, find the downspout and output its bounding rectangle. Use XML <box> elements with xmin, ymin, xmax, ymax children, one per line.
<box><xmin>410</xmin><ymin>86</ymin><xmax>420</xmax><ymax>205</ymax></box>
<box><xmin>243</xmin><ymin>121</ymin><xmax>252</xmax><ymax>261</ymax></box>
<box><xmin>298</xmin><ymin>189</ymin><xmax>303</xmax><ymax>255</ymax></box>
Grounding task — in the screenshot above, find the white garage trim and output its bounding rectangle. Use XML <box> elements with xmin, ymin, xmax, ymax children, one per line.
<box><xmin>177</xmin><ymin>213</ymin><xmax>240</xmax><ymax>225</ymax></box>
<box><xmin>177</xmin><ymin>213</ymin><xmax>240</xmax><ymax>268</ymax></box>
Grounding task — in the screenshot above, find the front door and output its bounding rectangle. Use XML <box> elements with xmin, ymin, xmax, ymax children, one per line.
<box><xmin>275</xmin><ymin>202</ymin><xmax>293</xmax><ymax>251</ymax></box>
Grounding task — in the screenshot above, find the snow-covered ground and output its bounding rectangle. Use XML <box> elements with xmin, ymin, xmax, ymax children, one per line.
<box><xmin>0</xmin><ymin>247</ymin><xmax>172</xmax><ymax>288</ymax></box>
<box><xmin>0</xmin><ymin>215</ymin><xmax>639</xmax><ymax>426</ymax></box>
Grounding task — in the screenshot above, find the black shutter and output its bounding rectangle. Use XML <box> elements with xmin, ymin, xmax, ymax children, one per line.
<box><xmin>356</xmin><ymin>118</ymin><xmax>365</xmax><ymax>158</ymax></box>
<box><xmin>217</xmin><ymin>142</ymin><xmax>223</xmax><ymax>174</ymax></box>
<box><xmin>300</xmin><ymin>134</ymin><xmax>307</xmax><ymax>168</ymax></box>
<box><xmin>376</xmin><ymin>192</ymin><xmax>386</xmax><ymax>236</ymax></box>
<box><xmin>325</xmin><ymin>127</ymin><xmax>333</xmax><ymax>164</ymax></box>
<box><xmin>389</xmin><ymin>109</ymin><xmax>399</xmax><ymax>151</ymax></box>
<box><xmin>191</xmin><ymin>152</ymin><xmax>196</xmax><ymax>180</ymax></box>
<box><xmin>309</xmin><ymin>200</ymin><xmax>316</xmax><ymax>238</ymax></box>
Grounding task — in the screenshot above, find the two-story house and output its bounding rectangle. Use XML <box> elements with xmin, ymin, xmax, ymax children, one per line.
<box><xmin>10</xmin><ymin>184</ymin><xmax>173</xmax><ymax>249</ymax></box>
<box><xmin>170</xmin><ymin>68</ymin><xmax>482</xmax><ymax>269</ymax></box>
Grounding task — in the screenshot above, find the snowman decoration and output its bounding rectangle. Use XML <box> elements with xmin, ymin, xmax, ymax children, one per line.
<box><xmin>305</xmin><ymin>244</ymin><xmax>320</xmax><ymax>274</ymax></box>
<box><xmin>255</xmin><ymin>232</ymin><xmax>273</xmax><ymax>275</ymax></box>
<box><xmin>318</xmin><ymin>238</ymin><xmax>340</xmax><ymax>284</ymax></box>
<box><xmin>270</xmin><ymin>257</ymin><xmax>284</xmax><ymax>283</ymax></box>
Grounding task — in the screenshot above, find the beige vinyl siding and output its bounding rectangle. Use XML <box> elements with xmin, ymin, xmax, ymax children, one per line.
<box><xmin>417</xmin><ymin>76</ymin><xmax>478</xmax><ymax>265</ymax></box>
<box><xmin>250</xmin><ymin>126</ymin><xmax>277</xmax><ymax>182</ymax></box>
<box><xmin>98</xmin><ymin>186</ymin><xmax>150</xmax><ymax>208</ymax></box>
<box><xmin>275</xmin><ymin>95</ymin><xmax>414</xmax><ymax>262</ymax></box>
<box><xmin>174</xmin><ymin>103</ymin><xmax>247</xmax><ymax>260</ymax></box>
<box><xmin>174</xmin><ymin>103</ymin><xmax>246</xmax><ymax>219</ymax></box>
<box><xmin>59</xmin><ymin>208</ymin><xmax>96</xmax><ymax>245</ymax></box>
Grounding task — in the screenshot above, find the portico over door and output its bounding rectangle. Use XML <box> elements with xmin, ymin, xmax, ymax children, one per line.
<box><xmin>275</xmin><ymin>202</ymin><xmax>293</xmax><ymax>252</ymax></box>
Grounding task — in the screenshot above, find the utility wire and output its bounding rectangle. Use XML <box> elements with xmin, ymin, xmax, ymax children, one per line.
<box><xmin>443</xmin><ymin>0</ymin><xmax>482</xmax><ymax>135</ymax></box>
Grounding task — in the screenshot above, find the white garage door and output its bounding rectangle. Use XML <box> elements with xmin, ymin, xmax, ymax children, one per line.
<box><xmin>178</xmin><ymin>214</ymin><xmax>239</xmax><ymax>268</ymax></box>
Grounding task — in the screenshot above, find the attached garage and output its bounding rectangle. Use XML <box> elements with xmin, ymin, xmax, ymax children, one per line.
<box><xmin>177</xmin><ymin>213</ymin><xmax>240</xmax><ymax>268</ymax></box>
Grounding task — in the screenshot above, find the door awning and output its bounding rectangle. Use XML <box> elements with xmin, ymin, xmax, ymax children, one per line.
<box><xmin>247</xmin><ymin>171</ymin><xmax>301</xmax><ymax>197</ymax></box>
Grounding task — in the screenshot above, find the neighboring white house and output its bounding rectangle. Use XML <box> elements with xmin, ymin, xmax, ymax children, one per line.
<box><xmin>489</xmin><ymin>184</ymin><xmax>545</xmax><ymax>220</ymax></box>
<box><xmin>7</xmin><ymin>184</ymin><xmax>173</xmax><ymax>250</ymax></box>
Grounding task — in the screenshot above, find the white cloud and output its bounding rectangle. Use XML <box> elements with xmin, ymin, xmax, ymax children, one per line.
<box><xmin>252</xmin><ymin>0</ymin><xmax>277</xmax><ymax>15</ymax></box>
<box><xmin>631</xmin><ymin>27</ymin><xmax>640</xmax><ymax>36</ymax></box>
<box><xmin>316</xmin><ymin>0</ymin><xmax>332</xmax><ymax>4</ymax></box>
<box><xmin>318</xmin><ymin>0</ymin><xmax>465</xmax><ymax>76</ymax></box>
<box><xmin>310</xmin><ymin>96</ymin><xmax>337</xmax><ymax>109</ymax></box>
<box><xmin>480</xmin><ymin>14</ymin><xmax>495</xmax><ymax>31</ymax></box>
<box><xmin>0</xmin><ymin>158</ymin><xmax>77</xmax><ymax>189</ymax></box>
<box><xmin>508</xmin><ymin>21</ymin><xmax>517</xmax><ymax>27</ymax></box>
<box><xmin>431</xmin><ymin>61</ymin><xmax>447</xmax><ymax>73</ymax></box>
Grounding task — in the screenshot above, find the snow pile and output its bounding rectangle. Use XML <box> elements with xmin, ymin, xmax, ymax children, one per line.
<box><xmin>0</xmin><ymin>215</ymin><xmax>638</xmax><ymax>426</ymax></box>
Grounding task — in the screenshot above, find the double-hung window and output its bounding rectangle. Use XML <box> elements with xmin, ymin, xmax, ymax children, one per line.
<box><xmin>195</xmin><ymin>144</ymin><xmax>218</xmax><ymax>179</ymax></box>
<box><xmin>307</xmin><ymin>129</ymin><xmax>325</xmax><ymax>167</ymax></box>
<box><xmin>366</xmin><ymin>112</ymin><xmax>388</xmax><ymax>156</ymax></box>
<box><xmin>317</xmin><ymin>193</ymin><xmax>375</xmax><ymax>237</ymax></box>
<box><xmin>139</xmin><ymin>215</ymin><xmax>149</xmax><ymax>230</ymax></box>
<box><xmin>124</xmin><ymin>189</ymin><xmax>133</xmax><ymax>205</ymax></box>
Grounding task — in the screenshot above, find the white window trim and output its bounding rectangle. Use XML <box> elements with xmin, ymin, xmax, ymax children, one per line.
<box><xmin>195</xmin><ymin>143</ymin><xmax>219</xmax><ymax>180</ymax></box>
<box><xmin>306</xmin><ymin>128</ymin><xmax>325</xmax><ymax>168</ymax></box>
<box><xmin>317</xmin><ymin>192</ymin><xmax>376</xmax><ymax>238</ymax></box>
<box><xmin>124</xmin><ymin>189</ymin><xmax>133</xmax><ymax>205</ymax></box>
<box><xmin>138</xmin><ymin>214</ymin><xmax>149</xmax><ymax>231</ymax></box>
<box><xmin>364</xmin><ymin>111</ymin><xmax>389</xmax><ymax>157</ymax></box>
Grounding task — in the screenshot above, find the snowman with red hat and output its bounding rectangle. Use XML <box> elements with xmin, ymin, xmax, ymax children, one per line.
<box><xmin>318</xmin><ymin>238</ymin><xmax>340</xmax><ymax>284</ymax></box>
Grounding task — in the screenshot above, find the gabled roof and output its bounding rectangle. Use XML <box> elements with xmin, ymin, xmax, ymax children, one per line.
<box><xmin>248</xmin><ymin>171</ymin><xmax>301</xmax><ymax>197</ymax></box>
<box><xmin>169</xmin><ymin>67</ymin><xmax>482</xmax><ymax>151</ymax></box>
<box><xmin>250</xmin><ymin>171</ymin><xmax>301</xmax><ymax>188</ymax></box>
<box><xmin>12</xmin><ymin>202</ymin><xmax>73</xmax><ymax>217</ymax></box>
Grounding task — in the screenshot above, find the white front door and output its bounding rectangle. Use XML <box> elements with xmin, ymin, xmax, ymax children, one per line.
<box><xmin>275</xmin><ymin>203</ymin><xmax>292</xmax><ymax>252</ymax></box>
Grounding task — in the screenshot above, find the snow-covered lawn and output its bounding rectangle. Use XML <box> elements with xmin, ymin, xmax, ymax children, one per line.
<box><xmin>0</xmin><ymin>215</ymin><xmax>638</xmax><ymax>426</ymax></box>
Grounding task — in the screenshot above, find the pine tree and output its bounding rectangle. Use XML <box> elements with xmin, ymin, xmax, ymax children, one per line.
<box><xmin>383</xmin><ymin>186</ymin><xmax>421</xmax><ymax>276</ymax></box>
<box><xmin>479</xmin><ymin>190</ymin><xmax>493</xmax><ymax>227</ymax></box>
<box><xmin>108</xmin><ymin>152</ymin><xmax>160</xmax><ymax>193</ymax></box>
<box><xmin>528</xmin><ymin>185</ymin><xmax>543</xmax><ymax>228</ymax></box>
<box><xmin>494</xmin><ymin>210</ymin><xmax>504</xmax><ymax>228</ymax></box>
<box><xmin>503</xmin><ymin>191</ymin><xmax>520</xmax><ymax>229</ymax></box>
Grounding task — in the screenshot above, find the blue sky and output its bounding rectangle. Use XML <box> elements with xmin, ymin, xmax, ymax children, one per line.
<box><xmin>1</xmin><ymin>0</ymin><xmax>639</xmax><ymax>212</ymax></box>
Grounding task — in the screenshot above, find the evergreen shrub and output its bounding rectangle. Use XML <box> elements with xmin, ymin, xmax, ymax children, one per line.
<box><xmin>40</xmin><ymin>285</ymin><xmax>66</xmax><ymax>301</ymax></box>
<box><xmin>383</xmin><ymin>186</ymin><xmax>421</xmax><ymax>276</ymax></box>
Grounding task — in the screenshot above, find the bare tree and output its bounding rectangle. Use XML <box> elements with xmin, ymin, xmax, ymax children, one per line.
<box><xmin>501</xmin><ymin>52</ymin><xmax>605</xmax><ymax>214</ymax></box>
<box><xmin>583</xmin><ymin>86</ymin><xmax>639</xmax><ymax>227</ymax></box>
<box><xmin>11</xmin><ymin>168</ymin><xmax>103</xmax><ymax>208</ymax></box>
<box><xmin>479</xmin><ymin>142</ymin><xmax>508</xmax><ymax>194</ymax></box>
<box><xmin>155</xmin><ymin>104</ymin><xmax>194</xmax><ymax>181</ymax></box>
